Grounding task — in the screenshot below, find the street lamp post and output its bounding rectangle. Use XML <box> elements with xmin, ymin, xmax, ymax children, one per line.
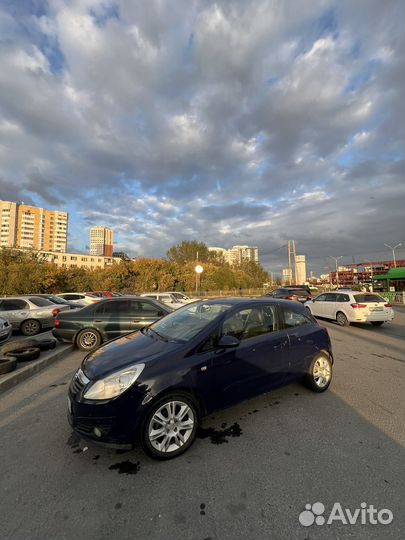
<box><xmin>195</xmin><ymin>265</ymin><xmax>204</xmax><ymax>294</ymax></box>
<box><xmin>363</xmin><ymin>260</ymin><xmax>374</xmax><ymax>292</ymax></box>
<box><xmin>384</xmin><ymin>243</ymin><xmax>402</xmax><ymax>268</ymax></box>
<box><xmin>329</xmin><ymin>256</ymin><xmax>343</xmax><ymax>288</ymax></box>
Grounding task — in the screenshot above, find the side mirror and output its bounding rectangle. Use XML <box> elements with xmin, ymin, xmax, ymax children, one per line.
<box><xmin>312</xmin><ymin>299</ymin><xmax>315</xmax><ymax>302</ymax></box>
<box><xmin>218</xmin><ymin>335</ymin><xmax>240</xmax><ymax>348</ymax></box>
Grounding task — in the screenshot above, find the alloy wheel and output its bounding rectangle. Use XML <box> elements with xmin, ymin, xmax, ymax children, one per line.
<box><xmin>80</xmin><ymin>331</ymin><xmax>98</xmax><ymax>349</ymax></box>
<box><xmin>148</xmin><ymin>400</ymin><xmax>195</xmax><ymax>453</ymax></box>
<box><xmin>312</xmin><ymin>356</ymin><xmax>331</xmax><ymax>388</ymax></box>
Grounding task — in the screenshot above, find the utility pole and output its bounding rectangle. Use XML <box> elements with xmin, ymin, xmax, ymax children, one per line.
<box><xmin>329</xmin><ymin>256</ymin><xmax>343</xmax><ymax>288</ymax></box>
<box><xmin>384</xmin><ymin>243</ymin><xmax>402</xmax><ymax>268</ymax></box>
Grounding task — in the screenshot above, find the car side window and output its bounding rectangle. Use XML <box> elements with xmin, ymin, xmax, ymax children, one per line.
<box><xmin>0</xmin><ymin>299</ymin><xmax>29</xmax><ymax>310</ymax></box>
<box><xmin>325</xmin><ymin>293</ymin><xmax>338</xmax><ymax>302</ymax></box>
<box><xmin>282</xmin><ymin>309</ymin><xmax>311</xmax><ymax>328</ymax></box>
<box><xmin>222</xmin><ymin>306</ymin><xmax>277</xmax><ymax>341</ymax></box>
<box><xmin>134</xmin><ymin>301</ymin><xmax>162</xmax><ymax>317</ymax></box>
<box><xmin>337</xmin><ymin>294</ymin><xmax>350</xmax><ymax>302</ymax></box>
<box><xmin>315</xmin><ymin>294</ymin><xmax>327</xmax><ymax>302</ymax></box>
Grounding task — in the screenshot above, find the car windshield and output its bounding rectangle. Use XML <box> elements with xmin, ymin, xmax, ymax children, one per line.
<box><xmin>354</xmin><ymin>294</ymin><xmax>387</xmax><ymax>303</ymax></box>
<box><xmin>149</xmin><ymin>301</ymin><xmax>232</xmax><ymax>343</ymax></box>
<box><xmin>29</xmin><ymin>297</ymin><xmax>54</xmax><ymax>307</ymax></box>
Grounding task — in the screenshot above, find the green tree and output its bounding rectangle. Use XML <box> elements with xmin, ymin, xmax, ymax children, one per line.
<box><xmin>166</xmin><ymin>241</ymin><xmax>211</xmax><ymax>264</ymax></box>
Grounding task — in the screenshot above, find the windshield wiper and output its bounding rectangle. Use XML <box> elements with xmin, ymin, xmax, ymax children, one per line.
<box><xmin>146</xmin><ymin>327</ymin><xmax>168</xmax><ymax>342</ymax></box>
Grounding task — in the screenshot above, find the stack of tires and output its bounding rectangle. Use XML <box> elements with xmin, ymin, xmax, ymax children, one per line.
<box><xmin>0</xmin><ymin>338</ymin><xmax>57</xmax><ymax>376</ymax></box>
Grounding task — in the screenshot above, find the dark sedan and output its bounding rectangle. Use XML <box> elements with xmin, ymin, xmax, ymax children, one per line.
<box><xmin>53</xmin><ymin>297</ymin><xmax>172</xmax><ymax>351</ymax></box>
<box><xmin>68</xmin><ymin>298</ymin><xmax>333</xmax><ymax>459</ymax></box>
<box><xmin>267</xmin><ymin>287</ymin><xmax>312</xmax><ymax>302</ymax></box>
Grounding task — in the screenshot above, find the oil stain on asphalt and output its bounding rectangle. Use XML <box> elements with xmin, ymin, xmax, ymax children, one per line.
<box><xmin>197</xmin><ymin>422</ymin><xmax>243</xmax><ymax>444</ymax></box>
<box><xmin>109</xmin><ymin>461</ymin><xmax>141</xmax><ymax>475</ymax></box>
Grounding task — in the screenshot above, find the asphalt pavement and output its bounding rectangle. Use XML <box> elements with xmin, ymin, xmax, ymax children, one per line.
<box><xmin>0</xmin><ymin>310</ymin><xmax>403</xmax><ymax>540</ymax></box>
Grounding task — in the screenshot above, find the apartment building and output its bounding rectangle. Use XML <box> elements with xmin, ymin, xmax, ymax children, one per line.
<box><xmin>0</xmin><ymin>200</ymin><xmax>18</xmax><ymax>248</ymax></box>
<box><xmin>90</xmin><ymin>226</ymin><xmax>114</xmax><ymax>257</ymax></box>
<box><xmin>0</xmin><ymin>200</ymin><xmax>68</xmax><ymax>252</ymax></box>
<box><xmin>208</xmin><ymin>245</ymin><xmax>259</xmax><ymax>265</ymax></box>
<box><xmin>39</xmin><ymin>251</ymin><xmax>121</xmax><ymax>270</ymax></box>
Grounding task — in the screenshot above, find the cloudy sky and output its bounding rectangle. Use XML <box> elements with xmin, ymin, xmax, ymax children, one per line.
<box><xmin>0</xmin><ymin>0</ymin><xmax>403</xmax><ymax>274</ymax></box>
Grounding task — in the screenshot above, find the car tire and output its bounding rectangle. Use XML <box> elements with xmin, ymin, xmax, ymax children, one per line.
<box><xmin>305</xmin><ymin>306</ymin><xmax>312</xmax><ymax>315</ymax></box>
<box><xmin>0</xmin><ymin>338</ymin><xmax>39</xmax><ymax>355</ymax></box>
<box><xmin>336</xmin><ymin>311</ymin><xmax>349</xmax><ymax>326</ymax></box>
<box><xmin>37</xmin><ymin>339</ymin><xmax>57</xmax><ymax>351</ymax></box>
<box><xmin>0</xmin><ymin>356</ymin><xmax>17</xmax><ymax>375</ymax></box>
<box><xmin>304</xmin><ymin>353</ymin><xmax>333</xmax><ymax>393</ymax></box>
<box><xmin>140</xmin><ymin>393</ymin><xmax>199</xmax><ymax>460</ymax></box>
<box><xmin>20</xmin><ymin>319</ymin><xmax>41</xmax><ymax>336</ymax></box>
<box><xmin>76</xmin><ymin>329</ymin><xmax>102</xmax><ymax>352</ymax></box>
<box><xmin>5</xmin><ymin>348</ymin><xmax>41</xmax><ymax>362</ymax></box>
<box><xmin>371</xmin><ymin>321</ymin><xmax>384</xmax><ymax>326</ymax></box>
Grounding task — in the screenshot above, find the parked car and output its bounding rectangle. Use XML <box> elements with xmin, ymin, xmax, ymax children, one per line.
<box><xmin>56</xmin><ymin>293</ymin><xmax>100</xmax><ymax>305</ymax></box>
<box><xmin>164</xmin><ymin>292</ymin><xmax>199</xmax><ymax>304</ymax></box>
<box><xmin>30</xmin><ymin>294</ymin><xmax>85</xmax><ymax>310</ymax></box>
<box><xmin>85</xmin><ymin>291</ymin><xmax>122</xmax><ymax>299</ymax></box>
<box><xmin>53</xmin><ymin>296</ymin><xmax>173</xmax><ymax>351</ymax></box>
<box><xmin>140</xmin><ymin>292</ymin><xmax>184</xmax><ymax>308</ymax></box>
<box><xmin>266</xmin><ymin>287</ymin><xmax>312</xmax><ymax>303</ymax></box>
<box><xmin>0</xmin><ymin>316</ymin><xmax>12</xmax><ymax>344</ymax></box>
<box><xmin>0</xmin><ymin>296</ymin><xmax>70</xmax><ymax>336</ymax></box>
<box><xmin>68</xmin><ymin>297</ymin><xmax>333</xmax><ymax>459</ymax></box>
<box><xmin>304</xmin><ymin>290</ymin><xmax>394</xmax><ymax>326</ymax></box>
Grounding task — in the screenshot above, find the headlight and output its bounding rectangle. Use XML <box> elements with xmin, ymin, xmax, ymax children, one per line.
<box><xmin>83</xmin><ymin>363</ymin><xmax>145</xmax><ymax>400</ymax></box>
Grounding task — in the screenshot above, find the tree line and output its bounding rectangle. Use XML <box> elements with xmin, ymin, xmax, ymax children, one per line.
<box><xmin>0</xmin><ymin>241</ymin><xmax>269</xmax><ymax>295</ymax></box>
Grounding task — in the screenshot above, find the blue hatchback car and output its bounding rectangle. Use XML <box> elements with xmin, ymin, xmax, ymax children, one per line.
<box><xmin>68</xmin><ymin>298</ymin><xmax>333</xmax><ymax>459</ymax></box>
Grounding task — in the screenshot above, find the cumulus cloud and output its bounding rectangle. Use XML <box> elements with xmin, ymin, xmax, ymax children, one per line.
<box><xmin>0</xmin><ymin>0</ymin><xmax>403</xmax><ymax>273</ymax></box>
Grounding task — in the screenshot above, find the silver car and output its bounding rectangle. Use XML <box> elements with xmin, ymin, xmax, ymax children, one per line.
<box><xmin>0</xmin><ymin>316</ymin><xmax>12</xmax><ymax>344</ymax></box>
<box><xmin>0</xmin><ymin>296</ymin><xmax>70</xmax><ymax>336</ymax></box>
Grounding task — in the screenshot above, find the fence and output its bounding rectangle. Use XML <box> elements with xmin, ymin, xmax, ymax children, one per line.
<box><xmin>379</xmin><ymin>291</ymin><xmax>405</xmax><ymax>304</ymax></box>
<box><xmin>185</xmin><ymin>288</ymin><xmax>267</xmax><ymax>298</ymax></box>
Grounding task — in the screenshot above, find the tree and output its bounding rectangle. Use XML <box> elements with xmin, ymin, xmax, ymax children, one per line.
<box><xmin>166</xmin><ymin>241</ymin><xmax>211</xmax><ymax>264</ymax></box>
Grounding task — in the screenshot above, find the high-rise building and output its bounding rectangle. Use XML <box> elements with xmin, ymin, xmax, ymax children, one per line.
<box><xmin>208</xmin><ymin>245</ymin><xmax>259</xmax><ymax>265</ymax></box>
<box><xmin>295</xmin><ymin>255</ymin><xmax>307</xmax><ymax>284</ymax></box>
<box><xmin>0</xmin><ymin>200</ymin><xmax>68</xmax><ymax>252</ymax></box>
<box><xmin>0</xmin><ymin>200</ymin><xmax>18</xmax><ymax>248</ymax></box>
<box><xmin>282</xmin><ymin>268</ymin><xmax>292</xmax><ymax>285</ymax></box>
<box><xmin>90</xmin><ymin>226</ymin><xmax>114</xmax><ymax>257</ymax></box>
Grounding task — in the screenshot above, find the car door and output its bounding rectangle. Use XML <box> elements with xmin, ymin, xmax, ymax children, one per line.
<box><xmin>310</xmin><ymin>294</ymin><xmax>327</xmax><ymax>317</ymax></box>
<box><xmin>93</xmin><ymin>300</ymin><xmax>135</xmax><ymax>339</ymax></box>
<box><xmin>209</xmin><ymin>304</ymin><xmax>289</xmax><ymax>409</ymax></box>
<box><xmin>280</xmin><ymin>306</ymin><xmax>319</xmax><ymax>380</ymax></box>
<box><xmin>0</xmin><ymin>299</ymin><xmax>30</xmax><ymax>329</ymax></box>
<box><xmin>322</xmin><ymin>293</ymin><xmax>339</xmax><ymax>319</ymax></box>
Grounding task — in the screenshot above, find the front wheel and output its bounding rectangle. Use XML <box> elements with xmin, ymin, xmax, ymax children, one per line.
<box><xmin>304</xmin><ymin>354</ymin><xmax>333</xmax><ymax>392</ymax></box>
<box><xmin>141</xmin><ymin>394</ymin><xmax>198</xmax><ymax>460</ymax></box>
<box><xmin>336</xmin><ymin>311</ymin><xmax>349</xmax><ymax>326</ymax></box>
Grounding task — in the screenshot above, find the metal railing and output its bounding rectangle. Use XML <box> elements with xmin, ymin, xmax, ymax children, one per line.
<box><xmin>379</xmin><ymin>291</ymin><xmax>405</xmax><ymax>304</ymax></box>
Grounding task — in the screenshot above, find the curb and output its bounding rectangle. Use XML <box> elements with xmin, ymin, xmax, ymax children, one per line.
<box><xmin>0</xmin><ymin>344</ymin><xmax>74</xmax><ymax>394</ymax></box>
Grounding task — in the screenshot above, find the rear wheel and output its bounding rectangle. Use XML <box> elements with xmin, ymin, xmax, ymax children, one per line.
<box><xmin>141</xmin><ymin>393</ymin><xmax>198</xmax><ymax>460</ymax></box>
<box><xmin>20</xmin><ymin>319</ymin><xmax>41</xmax><ymax>336</ymax></box>
<box><xmin>304</xmin><ymin>353</ymin><xmax>333</xmax><ymax>392</ymax></box>
<box><xmin>336</xmin><ymin>311</ymin><xmax>349</xmax><ymax>326</ymax></box>
<box><xmin>371</xmin><ymin>321</ymin><xmax>384</xmax><ymax>326</ymax></box>
<box><xmin>76</xmin><ymin>329</ymin><xmax>101</xmax><ymax>351</ymax></box>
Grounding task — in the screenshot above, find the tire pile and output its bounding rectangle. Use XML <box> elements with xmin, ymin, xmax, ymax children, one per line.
<box><xmin>0</xmin><ymin>338</ymin><xmax>57</xmax><ymax>376</ymax></box>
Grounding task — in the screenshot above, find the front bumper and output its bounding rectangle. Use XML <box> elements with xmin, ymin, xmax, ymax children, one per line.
<box><xmin>67</xmin><ymin>383</ymin><xmax>148</xmax><ymax>448</ymax></box>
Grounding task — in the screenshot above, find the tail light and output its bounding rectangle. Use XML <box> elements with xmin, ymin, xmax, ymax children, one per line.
<box><xmin>286</xmin><ymin>295</ymin><xmax>298</xmax><ymax>300</ymax></box>
<box><xmin>384</xmin><ymin>303</ymin><xmax>392</xmax><ymax>308</ymax></box>
<box><xmin>54</xmin><ymin>319</ymin><xmax>60</xmax><ymax>327</ymax></box>
<box><xmin>52</xmin><ymin>308</ymin><xmax>60</xmax><ymax>316</ymax></box>
<box><xmin>351</xmin><ymin>303</ymin><xmax>367</xmax><ymax>309</ymax></box>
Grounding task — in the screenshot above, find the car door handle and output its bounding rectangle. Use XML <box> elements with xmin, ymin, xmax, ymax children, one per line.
<box><xmin>94</xmin><ymin>319</ymin><xmax>102</xmax><ymax>323</ymax></box>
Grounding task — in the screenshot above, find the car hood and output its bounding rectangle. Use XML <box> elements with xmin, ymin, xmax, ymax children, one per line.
<box><xmin>82</xmin><ymin>330</ymin><xmax>181</xmax><ymax>379</ymax></box>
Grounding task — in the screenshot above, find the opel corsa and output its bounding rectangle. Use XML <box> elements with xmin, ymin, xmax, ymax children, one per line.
<box><xmin>68</xmin><ymin>298</ymin><xmax>333</xmax><ymax>459</ymax></box>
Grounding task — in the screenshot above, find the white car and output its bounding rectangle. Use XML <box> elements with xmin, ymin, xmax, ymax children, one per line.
<box><xmin>56</xmin><ymin>293</ymin><xmax>99</xmax><ymax>306</ymax></box>
<box><xmin>0</xmin><ymin>316</ymin><xmax>12</xmax><ymax>344</ymax></box>
<box><xmin>304</xmin><ymin>290</ymin><xmax>394</xmax><ymax>327</ymax></box>
<box><xmin>165</xmin><ymin>292</ymin><xmax>199</xmax><ymax>304</ymax></box>
<box><xmin>140</xmin><ymin>293</ymin><xmax>184</xmax><ymax>309</ymax></box>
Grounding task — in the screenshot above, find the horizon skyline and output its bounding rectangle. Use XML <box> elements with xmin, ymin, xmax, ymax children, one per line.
<box><xmin>0</xmin><ymin>1</ymin><xmax>403</xmax><ymax>274</ymax></box>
